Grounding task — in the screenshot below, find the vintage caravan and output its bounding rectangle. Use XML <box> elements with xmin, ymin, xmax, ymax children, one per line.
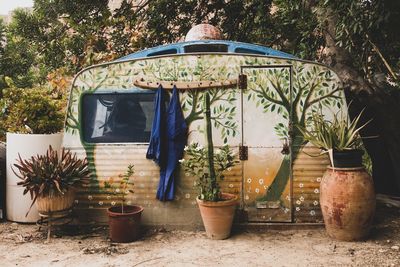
<box><xmin>64</xmin><ymin>35</ymin><xmax>345</xmax><ymax>226</ymax></box>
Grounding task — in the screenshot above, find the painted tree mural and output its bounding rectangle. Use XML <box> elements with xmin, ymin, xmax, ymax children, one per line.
<box><xmin>65</xmin><ymin>66</ymin><xmax>109</xmax><ymax>187</ymax></box>
<box><xmin>140</xmin><ymin>57</ymin><xmax>239</xmax><ymax>141</ymax></box>
<box><xmin>65</xmin><ymin>57</ymin><xmax>238</xmax><ymax>192</ymax></box>
<box><xmin>247</xmin><ymin>63</ymin><xmax>344</xmax><ymax>201</ymax></box>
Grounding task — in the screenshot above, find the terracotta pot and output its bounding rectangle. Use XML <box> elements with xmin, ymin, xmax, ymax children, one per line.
<box><xmin>320</xmin><ymin>167</ymin><xmax>376</xmax><ymax>241</ymax></box>
<box><xmin>36</xmin><ymin>188</ymin><xmax>76</xmax><ymax>214</ymax></box>
<box><xmin>107</xmin><ymin>205</ymin><xmax>144</xmax><ymax>243</ymax></box>
<box><xmin>196</xmin><ymin>193</ymin><xmax>238</xmax><ymax>240</ymax></box>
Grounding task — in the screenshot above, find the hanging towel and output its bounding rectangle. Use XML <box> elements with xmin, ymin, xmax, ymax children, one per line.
<box><xmin>146</xmin><ymin>85</ymin><xmax>167</xmax><ymax>166</ymax></box>
<box><xmin>146</xmin><ymin>85</ymin><xmax>187</xmax><ymax>201</ymax></box>
<box><xmin>157</xmin><ymin>86</ymin><xmax>188</xmax><ymax>201</ymax></box>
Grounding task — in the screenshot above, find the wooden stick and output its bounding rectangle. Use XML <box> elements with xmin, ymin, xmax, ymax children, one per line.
<box><xmin>133</xmin><ymin>78</ymin><xmax>238</xmax><ymax>90</ymax></box>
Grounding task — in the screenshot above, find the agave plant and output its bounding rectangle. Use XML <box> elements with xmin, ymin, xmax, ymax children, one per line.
<box><xmin>297</xmin><ymin>107</ymin><xmax>371</xmax><ymax>165</ymax></box>
<box><xmin>13</xmin><ymin>146</ymin><xmax>90</xmax><ymax>211</ymax></box>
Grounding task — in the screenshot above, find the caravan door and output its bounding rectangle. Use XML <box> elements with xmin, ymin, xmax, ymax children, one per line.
<box><xmin>241</xmin><ymin>65</ymin><xmax>293</xmax><ymax>222</ymax></box>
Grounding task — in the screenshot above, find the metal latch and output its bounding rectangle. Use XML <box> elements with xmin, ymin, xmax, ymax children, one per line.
<box><xmin>239</xmin><ymin>145</ymin><xmax>248</xmax><ymax>160</ymax></box>
<box><xmin>238</xmin><ymin>74</ymin><xmax>247</xmax><ymax>89</ymax></box>
<box><xmin>281</xmin><ymin>138</ymin><xmax>290</xmax><ymax>155</ymax></box>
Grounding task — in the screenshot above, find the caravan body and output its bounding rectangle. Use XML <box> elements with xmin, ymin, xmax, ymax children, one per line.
<box><xmin>64</xmin><ymin>40</ymin><xmax>345</xmax><ymax>226</ymax></box>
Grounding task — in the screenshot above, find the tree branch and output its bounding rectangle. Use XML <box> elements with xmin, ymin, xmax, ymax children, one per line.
<box><xmin>268</xmin><ymin>78</ymin><xmax>291</xmax><ymax>110</ymax></box>
<box><xmin>366</xmin><ymin>33</ymin><xmax>399</xmax><ymax>82</ymax></box>
<box><xmin>253</xmin><ymin>88</ymin><xmax>284</xmax><ymax>106</ymax></box>
<box><xmin>307</xmin><ymin>87</ymin><xmax>341</xmax><ymax>108</ymax></box>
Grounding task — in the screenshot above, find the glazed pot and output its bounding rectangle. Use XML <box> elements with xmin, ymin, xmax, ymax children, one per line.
<box><xmin>332</xmin><ymin>149</ymin><xmax>363</xmax><ymax>168</ymax></box>
<box><xmin>107</xmin><ymin>205</ymin><xmax>144</xmax><ymax>243</ymax></box>
<box><xmin>196</xmin><ymin>193</ymin><xmax>238</xmax><ymax>240</ymax></box>
<box><xmin>36</xmin><ymin>188</ymin><xmax>76</xmax><ymax>215</ymax></box>
<box><xmin>320</xmin><ymin>167</ymin><xmax>375</xmax><ymax>241</ymax></box>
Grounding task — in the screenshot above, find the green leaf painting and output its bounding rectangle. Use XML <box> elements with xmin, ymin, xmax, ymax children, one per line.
<box><xmin>64</xmin><ymin>54</ymin><xmax>343</xmax><ymax>209</ymax></box>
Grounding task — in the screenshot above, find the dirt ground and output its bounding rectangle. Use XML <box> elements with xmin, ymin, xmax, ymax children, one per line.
<box><xmin>0</xmin><ymin>204</ymin><xmax>399</xmax><ymax>267</ymax></box>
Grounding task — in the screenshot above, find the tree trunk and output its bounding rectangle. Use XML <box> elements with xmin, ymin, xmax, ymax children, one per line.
<box><xmin>314</xmin><ymin>5</ymin><xmax>400</xmax><ymax>196</ymax></box>
<box><xmin>83</xmin><ymin>144</ymin><xmax>99</xmax><ymax>189</ymax></box>
<box><xmin>261</xmin><ymin>136</ymin><xmax>304</xmax><ymax>201</ymax></box>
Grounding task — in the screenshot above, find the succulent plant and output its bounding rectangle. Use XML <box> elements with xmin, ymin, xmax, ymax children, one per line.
<box><xmin>296</xmin><ymin>107</ymin><xmax>371</xmax><ymax>165</ymax></box>
<box><xmin>13</xmin><ymin>145</ymin><xmax>90</xmax><ymax>214</ymax></box>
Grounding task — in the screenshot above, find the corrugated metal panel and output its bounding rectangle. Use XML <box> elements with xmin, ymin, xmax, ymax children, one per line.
<box><xmin>67</xmin><ymin>144</ymin><xmax>242</xmax><ymax>224</ymax></box>
<box><xmin>293</xmin><ymin>145</ymin><xmax>329</xmax><ymax>223</ymax></box>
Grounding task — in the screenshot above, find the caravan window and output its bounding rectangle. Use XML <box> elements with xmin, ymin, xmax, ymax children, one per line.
<box><xmin>184</xmin><ymin>44</ymin><xmax>228</xmax><ymax>53</ymax></box>
<box><xmin>81</xmin><ymin>92</ymin><xmax>156</xmax><ymax>143</ymax></box>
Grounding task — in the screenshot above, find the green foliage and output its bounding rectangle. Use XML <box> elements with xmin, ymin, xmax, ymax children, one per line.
<box><xmin>247</xmin><ymin>65</ymin><xmax>343</xmax><ymax>138</ymax></box>
<box><xmin>274</xmin><ymin>0</ymin><xmax>400</xmax><ymax>90</ymax></box>
<box><xmin>143</xmin><ymin>0</ymin><xmax>274</xmax><ymax>46</ymax></box>
<box><xmin>322</xmin><ymin>0</ymin><xmax>400</xmax><ymax>86</ymax></box>
<box><xmin>180</xmin><ymin>143</ymin><xmax>238</xmax><ymax>201</ymax></box>
<box><xmin>272</xmin><ymin>0</ymin><xmax>324</xmax><ymax>60</ymax></box>
<box><xmin>362</xmin><ymin>145</ymin><xmax>373</xmax><ymax>175</ymax></box>
<box><xmin>0</xmin><ymin>86</ymin><xmax>64</xmax><ymax>139</ymax></box>
<box><xmin>13</xmin><ymin>146</ymin><xmax>90</xmax><ymax>214</ymax></box>
<box><xmin>0</xmin><ymin>10</ymin><xmax>46</xmax><ymax>89</ymax></box>
<box><xmin>297</xmin><ymin>108</ymin><xmax>369</xmax><ymax>164</ymax></box>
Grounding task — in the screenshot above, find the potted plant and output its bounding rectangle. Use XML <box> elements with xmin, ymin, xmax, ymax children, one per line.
<box><xmin>105</xmin><ymin>164</ymin><xmax>144</xmax><ymax>243</ymax></box>
<box><xmin>0</xmin><ymin>85</ymin><xmax>65</xmax><ymax>222</ymax></box>
<box><xmin>180</xmin><ymin>93</ymin><xmax>238</xmax><ymax>240</ymax></box>
<box><xmin>12</xmin><ymin>146</ymin><xmax>90</xmax><ymax>216</ymax></box>
<box><xmin>297</xmin><ymin>108</ymin><xmax>375</xmax><ymax>241</ymax></box>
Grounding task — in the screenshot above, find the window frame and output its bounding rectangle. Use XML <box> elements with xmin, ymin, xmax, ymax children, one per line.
<box><xmin>79</xmin><ymin>89</ymin><xmax>157</xmax><ymax>145</ymax></box>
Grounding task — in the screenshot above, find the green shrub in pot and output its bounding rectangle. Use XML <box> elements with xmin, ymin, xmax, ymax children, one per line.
<box><xmin>0</xmin><ymin>86</ymin><xmax>64</xmax><ymax>140</ymax></box>
<box><xmin>179</xmin><ymin>93</ymin><xmax>239</xmax><ymax>240</ymax></box>
<box><xmin>12</xmin><ymin>145</ymin><xmax>90</xmax><ymax>215</ymax></box>
<box><xmin>180</xmin><ymin>143</ymin><xmax>238</xmax><ymax>201</ymax></box>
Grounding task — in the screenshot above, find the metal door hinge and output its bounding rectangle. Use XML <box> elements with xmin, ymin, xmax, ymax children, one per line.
<box><xmin>239</xmin><ymin>145</ymin><xmax>248</xmax><ymax>160</ymax></box>
<box><xmin>238</xmin><ymin>74</ymin><xmax>247</xmax><ymax>89</ymax></box>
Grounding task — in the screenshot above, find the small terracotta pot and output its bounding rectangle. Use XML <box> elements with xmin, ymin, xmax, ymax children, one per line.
<box><xmin>107</xmin><ymin>205</ymin><xmax>144</xmax><ymax>243</ymax></box>
<box><xmin>196</xmin><ymin>193</ymin><xmax>238</xmax><ymax>240</ymax></box>
<box><xmin>320</xmin><ymin>167</ymin><xmax>375</xmax><ymax>241</ymax></box>
<box><xmin>36</xmin><ymin>188</ymin><xmax>76</xmax><ymax>214</ymax></box>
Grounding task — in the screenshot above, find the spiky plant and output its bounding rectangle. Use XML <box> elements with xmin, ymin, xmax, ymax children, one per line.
<box><xmin>13</xmin><ymin>145</ymin><xmax>90</xmax><ymax>214</ymax></box>
<box><xmin>297</xmin><ymin>108</ymin><xmax>371</xmax><ymax>165</ymax></box>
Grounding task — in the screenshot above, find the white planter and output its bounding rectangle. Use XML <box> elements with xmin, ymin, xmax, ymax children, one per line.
<box><xmin>6</xmin><ymin>133</ymin><xmax>63</xmax><ymax>222</ymax></box>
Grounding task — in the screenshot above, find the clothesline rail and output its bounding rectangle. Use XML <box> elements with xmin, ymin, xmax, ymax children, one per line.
<box><xmin>133</xmin><ymin>78</ymin><xmax>238</xmax><ymax>90</ymax></box>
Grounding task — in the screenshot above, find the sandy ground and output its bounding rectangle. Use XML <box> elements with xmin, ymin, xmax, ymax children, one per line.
<box><xmin>0</xmin><ymin>204</ymin><xmax>399</xmax><ymax>267</ymax></box>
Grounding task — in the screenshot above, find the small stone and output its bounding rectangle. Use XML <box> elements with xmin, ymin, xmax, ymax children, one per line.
<box><xmin>378</xmin><ymin>249</ymin><xmax>385</xmax><ymax>253</ymax></box>
<box><xmin>387</xmin><ymin>240</ymin><xmax>391</xmax><ymax>243</ymax></box>
<box><xmin>391</xmin><ymin>245</ymin><xmax>399</xmax><ymax>251</ymax></box>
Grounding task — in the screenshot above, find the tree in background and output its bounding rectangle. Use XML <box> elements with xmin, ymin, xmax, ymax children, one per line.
<box><xmin>0</xmin><ymin>13</ymin><xmax>44</xmax><ymax>89</ymax></box>
<box><xmin>272</xmin><ymin>0</ymin><xmax>400</xmax><ymax>195</ymax></box>
<box><xmin>1</xmin><ymin>0</ymin><xmax>399</xmax><ymax>194</ymax></box>
<box><xmin>142</xmin><ymin>0</ymin><xmax>273</xmax><ymax>46</ymax></box>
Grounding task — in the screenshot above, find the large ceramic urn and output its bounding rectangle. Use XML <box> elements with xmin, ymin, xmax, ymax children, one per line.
<box><xmin>320</xmin><ymin>151</ymin><xmax>376</xmax><ymax>241</ymax></box>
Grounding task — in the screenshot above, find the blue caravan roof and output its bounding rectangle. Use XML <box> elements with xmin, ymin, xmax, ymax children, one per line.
<box><xmin>116</xmin><ymin>40</ymin><xmax>295</xmax><ymax>61</ymax></box>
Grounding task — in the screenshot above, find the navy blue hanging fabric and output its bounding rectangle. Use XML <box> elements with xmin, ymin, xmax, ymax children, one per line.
<box><xmin>146</xmin><ymin>85</ymin><xmax>167</xmax><ymax>166</ymax></box>
<box><xmin>146</xmin><ymin>85</ymin><xmax>187</xmax><ymax>201</ymax></box>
